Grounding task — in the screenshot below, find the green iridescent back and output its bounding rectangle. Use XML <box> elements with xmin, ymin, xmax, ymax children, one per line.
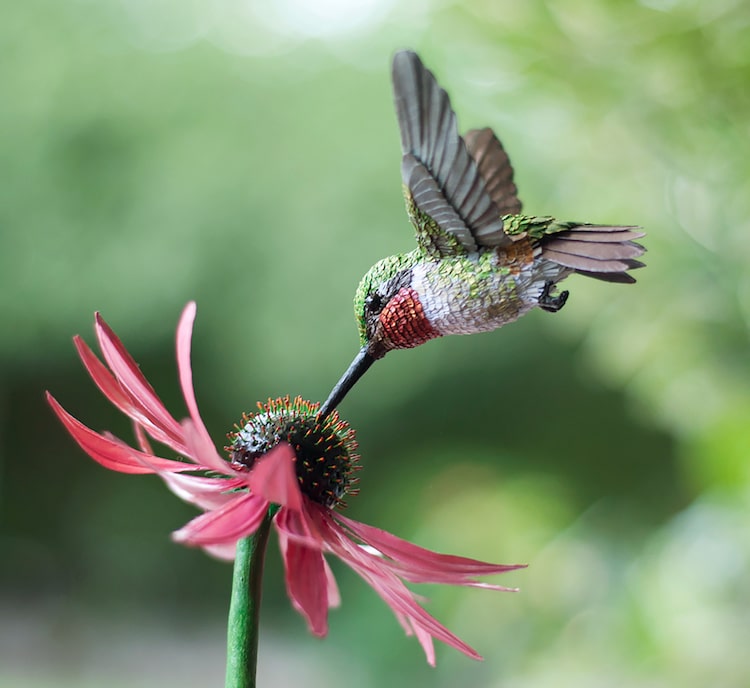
<box><xmin>502</xmin><ymin>214</ymin><xmax>579</xmax><ymax>239</ymax></box>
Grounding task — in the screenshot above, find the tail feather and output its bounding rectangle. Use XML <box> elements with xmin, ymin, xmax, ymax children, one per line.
<box><xmin>575</xmin><ymin>269</ymin><xmax>638</xmax><ymax>284</ymax></box>
<box><xmin>541</xmin><ymin>224</ymin><xmax>645</xmax><ymax>282</ymax></box>
<box><xmin>561</xmin><ymin>224</ymin><xmax>642</xmax><ymax>235</ymax></box>
<box><xmin>544</xmin><ymin>237</ymin><xmax>643</xmax><ymax>261</ymax></box>
<box><xmin>555</xmin><ymin>228</ymin><xmax>644</xmax><ymax>243</ymax></box>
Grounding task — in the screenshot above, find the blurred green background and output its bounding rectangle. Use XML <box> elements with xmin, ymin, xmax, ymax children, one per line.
<box><xmin>2</xmin><ymin>0</ymin><xmax>750</xmax><ymax>685</ymax></box>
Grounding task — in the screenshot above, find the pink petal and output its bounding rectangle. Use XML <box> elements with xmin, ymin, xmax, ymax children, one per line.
<box><xmin>352</xmin><ymin>556</ymin><xmax>482</xmax><ymax>663</ymax></box>
<box><xmin>323</xmin><ymin>558</ymin><xmax>341</xmax><ymax>609</ymax></box>
<box><xmin>102</xmin><ymin>429</ymin><xmax>216</xmax><ymax>478</ymax></box>
<box><xmin>172</xmin><ymin>491</ymin><xmax>269</xmax><ymax>546</ymax></box>
<box><xmin>158</xmin><ymin>472</ymin><xmax>245</xmax><ymax>510</ymax></box>
<box><xmin>181</xmin><ymin>418</ymin><xmax>236</xmax><ymax>474</ymax></box>
<box><xmin>94</xmin><ymin>314</ymin><xmax>184</xmax><ymax>444</ymax></box>
<box><xmin>316</xmin><ymin>511</ymin><xmax>483</xmax><ymax>663</ymax></box>
<box><xmin>133</xmin><ymin>422</ymin><xmax>155</xmax><ymax>454</ymax></box>
<box><xmin>202</xmin><ymin>541</ymin><xmax>238</xmax><ymax>561</ymax></box>
<box><xmin>75</xmin><ymin>336</ymin><xmax>188</xmax><ymax>455</ymax></box>
<box><xmin>392</xmin><ymin>609</ymin><xmax>436</xmax><ymax>664</ymax></box>
<box><xmin>175</xmin><ymin>302</ymin><xmax>216</xmax><ymax>458</ymax></box>
<box><xmin>336</xmin><ymin>513</ymin><xmax>525</xmax><ymax>581</ymax></box>
<box><xmin>246</xmin><ymin>444</ymin><xmax>303</xmax><ymax>511</ymax></box>
<box><xmin>48</xmin><ymin>393</ymin><xmax>193</xmax><ymax>475</ymax></box>
<box><xmin>279</xmin><ymin>534</ymin><xmax>329</xmax><ymax>637</ymax></box>
<box><xmin>412</xmin><ymin>623</ymin><xmax>437</xmax><ymax>667</ymax></box>
<box><xmin>274</xmin><ymin>504</ymin><xmax>320</xmax><ymax>550</ymax></box>
<box><xmin>74</xmin><ymin>336</ymin><xmax>134</xmax><ymax>414</ymax></box>
<box><xmin>393</xmin><ymin>609</ymin><xmax>414</xmax><ymax>637</ymax></box>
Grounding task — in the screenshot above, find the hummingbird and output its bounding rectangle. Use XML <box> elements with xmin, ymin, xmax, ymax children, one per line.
<box><xmin>319</xmin><ymin>50</ymin><xmax>645</xmax><ymax>417</ymax></box>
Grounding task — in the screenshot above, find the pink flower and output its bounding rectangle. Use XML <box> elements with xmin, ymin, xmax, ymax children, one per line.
<box><xmin>47</xmin><ymin>302</ymin><xmax>524</xmax><ymax>665</ymax></box>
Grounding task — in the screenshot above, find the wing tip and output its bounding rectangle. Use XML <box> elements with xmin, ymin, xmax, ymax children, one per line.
<box><xmin>392</xmin><ymin>49</ymin><xmax>423</xmax><ymax>81</ymax></box>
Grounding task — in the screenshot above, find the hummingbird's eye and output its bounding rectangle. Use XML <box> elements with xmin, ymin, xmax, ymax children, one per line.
<box><xmin>365</xmin><ymin>293</ymin><xmax>383</xmax><ymax>314</ymax></box>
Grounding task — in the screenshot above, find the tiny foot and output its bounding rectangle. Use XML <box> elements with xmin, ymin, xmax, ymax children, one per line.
<box><xmin>539</xmin><ymin>281</ymin><xmax>569</xmax><ymax>313</ymax></box>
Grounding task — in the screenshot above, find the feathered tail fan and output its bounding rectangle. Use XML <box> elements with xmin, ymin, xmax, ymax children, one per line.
<box><xmin>541</xmin><ymin>225</ymin><xmax>646</xmax><ymax>283</ymax></box>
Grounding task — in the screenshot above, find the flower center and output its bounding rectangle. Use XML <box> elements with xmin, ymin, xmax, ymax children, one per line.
<box><xmin>227</xmin><ymin>395</ymin><xmax>360</xmax><ymax>509</ymax></box>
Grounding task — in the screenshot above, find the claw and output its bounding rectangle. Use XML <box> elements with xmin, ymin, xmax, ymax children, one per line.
<box><xmin>539</xmin><ymin>281</ymin><xmax>569</xmax><ymax>313</ymax></box>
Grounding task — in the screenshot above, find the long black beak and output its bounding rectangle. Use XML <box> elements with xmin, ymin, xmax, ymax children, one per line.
<box><xmin>319</xmin><ymin>346</ymin><xmax>375</xmax><ymax>418</ymax></box>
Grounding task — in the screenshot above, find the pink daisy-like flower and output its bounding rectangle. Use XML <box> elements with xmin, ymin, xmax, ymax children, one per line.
<box><xmin>47</xmin><ymin>302</ymin><xmax>524</xmax><ymax>665</ymax></box>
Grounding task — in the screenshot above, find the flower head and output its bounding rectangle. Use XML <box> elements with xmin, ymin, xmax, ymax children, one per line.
<box><xmin>47</xmin><ymin>302</ymin><xmax>524</xmax><ymax>665</ymax></box>
<box><xmin>228</xmin><ymin>395</ymin><xmax>360</xmax><ymax>511</ymax></box>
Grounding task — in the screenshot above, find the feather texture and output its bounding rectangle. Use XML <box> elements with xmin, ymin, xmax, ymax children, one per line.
<box><xmin>464</xmin><ymin>128</ymin><xmax>522</xmax><ymax>216</ymax></box>
<box><xmin>402</xmin><ymin>154</ymin><xmax>474</xmax><ymax>249</ymax></box>
<box><xmin>392</xmin><ymin>51</ymin><xmax>510</xmax><ymax>253</ymax></box>
<box><xmin>541</xmin><ymin>224</ymin><xmax>646</xmax><ymax>282</ymax></box>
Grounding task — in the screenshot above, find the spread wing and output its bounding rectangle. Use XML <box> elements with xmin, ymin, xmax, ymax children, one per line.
<box><xmin>392</xmin><ymin>51</ymin><xmax>512</xmax><ymax>255</ymax></box>
<box><xmin>464</xmin><ymin>127</ymin><xmax>522</xmax><ymax>216</ymax></box>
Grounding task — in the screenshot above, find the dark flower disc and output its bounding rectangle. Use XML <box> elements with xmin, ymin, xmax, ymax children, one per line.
<box><xmin>228</xmin><ymin>396</ymin><xmax>360</xmax><ymax>509</ymax></box>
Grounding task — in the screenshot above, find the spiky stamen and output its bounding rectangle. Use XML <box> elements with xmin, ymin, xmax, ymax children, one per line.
<box><xmin>227</xmin><ymin>395</ymin><xmax>360</xmax><ymax>509</ymax></box>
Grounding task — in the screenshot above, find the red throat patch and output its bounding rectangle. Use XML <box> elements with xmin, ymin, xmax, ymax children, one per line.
<box><xmin>379</xmin><ymin>287</ymin><xmax>441</xmax><ymax>350</ymax></box>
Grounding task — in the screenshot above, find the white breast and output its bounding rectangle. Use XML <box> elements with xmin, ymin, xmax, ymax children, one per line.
<box><xmin>411</xmin><ymin>251</ymin><xmax>569</xmax><ymax>336</ymax></box>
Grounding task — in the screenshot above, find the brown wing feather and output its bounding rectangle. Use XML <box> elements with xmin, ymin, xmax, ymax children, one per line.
<box><xmin>464</xmin><ymin>127</ymin><xmax>522</xmax><ymax>216</ymax></box>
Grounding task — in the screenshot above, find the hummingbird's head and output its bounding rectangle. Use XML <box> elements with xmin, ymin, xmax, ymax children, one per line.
<box><xmin>354</xmin><ymin>254</ymin><xmax>416</xmax><ymax>360</ymax></box>
<box><xmin>319</xmin><ymin>251</ymin><xmax>438</xmax><ymax>417</ymax></box>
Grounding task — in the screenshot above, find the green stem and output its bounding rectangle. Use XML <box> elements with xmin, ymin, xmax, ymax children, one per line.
<box><xmin>225</xmin><ymin>508</ymin><xmax>276</xmax><ymax>688</ymax></box>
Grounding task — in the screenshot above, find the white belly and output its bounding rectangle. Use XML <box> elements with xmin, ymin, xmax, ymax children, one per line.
<box><xmin>411</xmin><ymin>252</ymin><xmax>569</xmax><ymax>336</ymax></box>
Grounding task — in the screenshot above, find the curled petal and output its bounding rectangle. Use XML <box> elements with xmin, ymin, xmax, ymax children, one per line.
<box><xmin>48</xmin><ymin>393</ymin><xmax>192</xmax><ymax>475</ymax></box>
<box><xmin>158</xmin><ymin>472</ymin><xmax>245</xmax><ymax>510</ymax></box>
<box><xmin>93</xmin><ymin>314</ymin><xmax>184</xmax><ymax>444</ymax></box>
<box><xmin>280</xmin><ymin>534</ymin><xmax>329</xmax><ymax>637</ymax></box>
<box><xmin>274</xmin><ymin>504</ymin><xmax>319</xmax><ymax>549</ymax></box>
<box><xmin>175</xmin><ymin>302</ymin><xmax>216</xmax><ymax>459</ymax></box>
<box><xmin>74</xmin><ymin>336</ymin><xmax>188</xmax><ymax>456</ymax></box>
<box><xmin>172</xmin><ymin>491</ymin><xmax>269</xmax><ymax>546</ymax></box>
<box><xmin>74</xmin><ymin>337</ymin><xmax>134</xmax><ymax>415</ymax></box>
<box><xmin>246</xmin><ymin>444</ymin><xmax>303</xmax><ymax>511</ymax></box>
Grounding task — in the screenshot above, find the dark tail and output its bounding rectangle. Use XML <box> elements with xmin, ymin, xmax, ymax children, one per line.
<box><xmin>541</xmin><ymin>225</ymin><xmax>646</xmax><ymax>284</ymax></box>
